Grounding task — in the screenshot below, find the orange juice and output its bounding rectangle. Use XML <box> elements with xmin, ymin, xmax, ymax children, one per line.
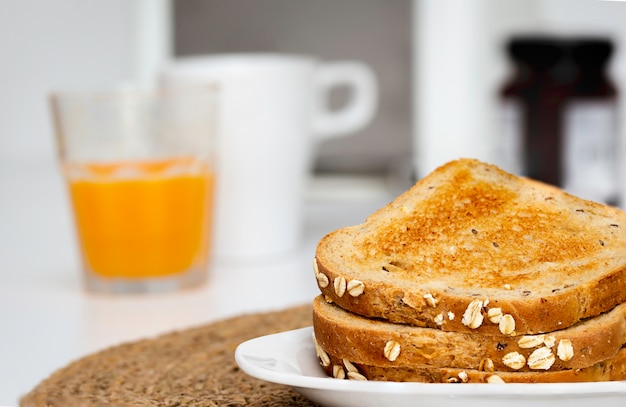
<box><xmin>66</xmin><ymin>157</ymin><xmax>214</xmax><ymax>279</ymax></box>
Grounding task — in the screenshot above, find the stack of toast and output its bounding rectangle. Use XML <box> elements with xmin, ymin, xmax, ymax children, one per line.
<box><xmin>311</xmin><ymin>158</ymin><xmax>626</xmax><ymax>383</ymax></box>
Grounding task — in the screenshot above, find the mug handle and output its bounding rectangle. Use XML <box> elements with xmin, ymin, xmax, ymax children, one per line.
<box><xmin>313</xmin><ymin>61</ymin><xmax>378</xmax><ymax>140</ymax></box>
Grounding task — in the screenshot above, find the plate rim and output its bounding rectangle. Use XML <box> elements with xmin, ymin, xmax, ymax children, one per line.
<box><xmin>235</xmin><ymin>326</ymin><xmax>626</xmax><ymax>397</ymax></box>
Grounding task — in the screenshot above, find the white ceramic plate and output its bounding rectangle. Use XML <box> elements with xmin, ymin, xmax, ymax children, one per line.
<box><xmin>235</xmin><ymin>326</ymin><xmax>626</xmax><ymax>407</ymax></box>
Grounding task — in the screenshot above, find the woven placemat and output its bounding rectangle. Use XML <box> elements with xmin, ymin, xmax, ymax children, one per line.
<box><xmin>20</xmin><ymin>304</ymin><xmax>317</xmax><ymax>407</ymax></box>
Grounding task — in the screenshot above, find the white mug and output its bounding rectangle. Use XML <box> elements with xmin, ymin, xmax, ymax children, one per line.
<box><xmin>162</xmin><ymin>53</ymin><xmax>378</xmax><ymax>260</ymax></box>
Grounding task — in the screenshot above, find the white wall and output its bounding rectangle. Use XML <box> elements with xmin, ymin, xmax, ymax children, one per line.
<box><xmin>0</xmin><ymin>0</ymin><xmax>171</xmax><ymax>163</ymax></box>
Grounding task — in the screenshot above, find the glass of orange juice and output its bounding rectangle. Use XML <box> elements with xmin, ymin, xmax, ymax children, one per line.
<box><xmin>50</xmin><ymin>87</ymin><xmax>217</xmax><ymax>293</ymax></box>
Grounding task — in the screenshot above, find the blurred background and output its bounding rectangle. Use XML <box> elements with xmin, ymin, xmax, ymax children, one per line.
<box><xmin>4</xmin><ymin>1</ymin><xmax>626</xmax><ymax>402</ymax></box>
<box><xmin>3</xmin><ymin>0</ymin><xmax>626</xmax><ymax>186</ymax></box>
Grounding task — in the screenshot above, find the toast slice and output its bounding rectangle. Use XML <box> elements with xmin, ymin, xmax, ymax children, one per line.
<box><xmin>318</xmin><ymin>347</ymin><xmax>626</xmax><ymax>383</ymax></box>
<box><xmin>314</xmin><ymin>158</ymin><xmax>626</xmax><ymax>335</ymax></box>
<box><xmin>312</xmin><ymin>295</ymin><xmax>626</xmax><ymax>372</ymax></box>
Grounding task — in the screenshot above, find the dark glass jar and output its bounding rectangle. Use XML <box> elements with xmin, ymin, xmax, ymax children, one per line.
<box><xmin>498</xmin><ymin>35</ymin><xmax>619</xmax><ymax>205</ymax></box>
<box><xmin>561</xmin><ymin>38</ymin><xmax>619</xmax><ymax>205</ymax></box>
<box><xmin>498</xmin><ymin>37</ymin><xmax>575</xmax><ymax>186</ymax></box>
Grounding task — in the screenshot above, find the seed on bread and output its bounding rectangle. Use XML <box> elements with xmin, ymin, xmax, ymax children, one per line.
<box><xmin>333</xmin><ymin>276</ymin><xmax>347</xmax><ymax>297</ymax></box>
<box><xmin>343</xmin><ymin>359</ymin><xmax>359</xmax><ymax>374</ymax></box>
<box><xmin>423</xmin><ymin>293</ymin><xmax>439</xmax><ymax>308</ymax></box>
<box><xmin>447</xmin><ymin>311</ymin><xmax>455</xmax><ymax>320</ymax></box>
<box><xmin>316</xmin><ymin>272</ymin><xmax>329</xmax><ymax>288</ymax></box>
<box><xmin>313</xmin><ymin>258</ymin><xmax>330</xmax><ymax>288</ymax></box>
<box><xmin>347</xmin><ymin>371</ymin><xmax>368</xmax><ymax>381</ymax></box>
<box><xmin>384</xmin><ymin>340</ymin><xmax>401</xmax><ymax>362</ymax></box>
<box><xmin>487</xmin><ymin>374</ymin><xmax>506</xmax><ymax>384</ymax></box>
<box><xmin>544</xmin><ymin>335</ymin><xmax>557</xmax><ymax>348</ymax></box>
<box><xmin>333</xmin><ymin>365</ymin><xmax>346</xmax><ymax>379</ymax></box>
<box><xmin>458</xmin><ymin>371</ymin><xmax>469</xmax><ymax>383</ymax></box>
<box><xmin>557</xmin><ymin>339</ymin><xmax>574</xmax><ymax>361</ymax></box>
<box><xmin>479</xmin><ymin>358</ymin><xmax>495</xmax><ymax>372</ymax></box>
<box><xmin>317</xmin><ymin>347</ymin><xmax>330</xmax><ymax>367</ymax></box>
<box><xmin>434</xmin><ymin>313</ymin><xmax>444</xmax><ymax>326</ymax></box>
<box><xmin>527</xmin><ymin>347</ymin><xmax>555</xmax><ymax>370</ymax></box>
<box><xmin>502</xmin><ymin>351</ymin><xmax>526</xmax><ymax>370</ymax></box>
<box><xmin>312</xmin><ymin>332</ymin><xmax>331</xmax><ymax>367</ymax></box>
<box><xmin>347</xmin><ymin>279</ymin><xmax>365</xmax><ymax>297</ymax></box>
<box><xmin>462</xmin><ymin>299</ymin><xmax>485</xmax><ymax>329</ymax></box>
<box><xmin>499</xmin><ymin>314</ymin><xmax>516</xmax><ymax>335</ymax></box>
<box><xmin>518</xmin><ymin>334</ymin><xmax>546</xmax><ymax>349</ymax></box>
<box><xmin>487</xmin><ymin>307</ymin><xmax>503</xmax><ymax>324</ymax></box>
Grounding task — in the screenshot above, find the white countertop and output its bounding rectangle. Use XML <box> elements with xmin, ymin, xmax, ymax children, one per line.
<box><xmin>0</xmin><ymin>157</ymin><xmax>395</xmax><ymax>406</ymax></box>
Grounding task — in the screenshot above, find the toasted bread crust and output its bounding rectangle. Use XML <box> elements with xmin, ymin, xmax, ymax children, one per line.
<box><xmin>320</xmin><ymin>348</ymin><xmax>626</xmax><ymax>383</ymax></box>
<box><xmin>313</xmin><ymin>296</ymin><xmax>626</xmax><ymax>372</ymax></box>
<box><xmin>314</xmin><ymin>159</ymin><xmax>626</xmax><ymax>334</ymax></box>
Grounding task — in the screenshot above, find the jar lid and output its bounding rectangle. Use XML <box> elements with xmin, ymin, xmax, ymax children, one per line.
<box><xmin>507</xmin><ymin>37</ymin><xmax>565</xmax><ymax>71</ymax></box>
<box><xmin>570</xmin><ymin>38</ymin><xmax>613</xmax><ymax>68</ymax></box>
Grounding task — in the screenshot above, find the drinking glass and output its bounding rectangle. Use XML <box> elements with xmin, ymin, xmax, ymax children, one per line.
<box><xmin>50</xmin><ymin>86</ymin><xmax>218</xmax><ymax>293</ymax></box>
